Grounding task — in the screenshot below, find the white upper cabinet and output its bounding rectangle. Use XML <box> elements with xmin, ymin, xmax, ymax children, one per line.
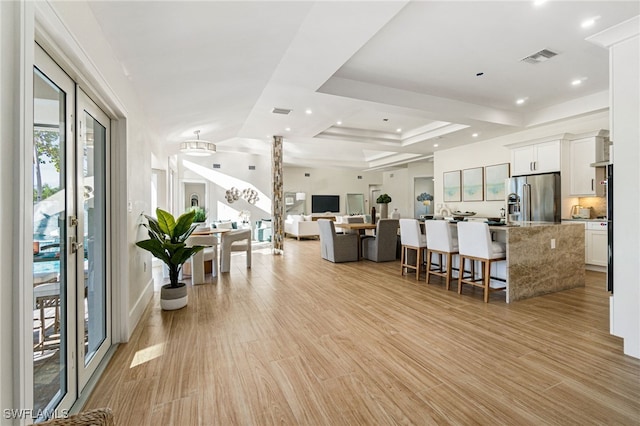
<box><xmin>569</xmin><ymin>136</ymin><xmax>607</xmax><ymax>196</ymax></box>
<box><xmin>511</xmin><ymin>140</ymin><xmax>561</xmax><ymax>175</ymax></box>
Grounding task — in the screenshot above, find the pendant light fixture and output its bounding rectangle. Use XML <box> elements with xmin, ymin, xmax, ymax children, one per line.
<box><xmin>180</xmin><ymin>130</ymin><xmax>216</xmax><ymax>156</ymax></box>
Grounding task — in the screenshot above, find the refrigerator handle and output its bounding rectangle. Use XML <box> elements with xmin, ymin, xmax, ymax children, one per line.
<box><xmin>523</xmin><ymin>183</ymin><xmax>531</xmax><ymax>222</ymax></box>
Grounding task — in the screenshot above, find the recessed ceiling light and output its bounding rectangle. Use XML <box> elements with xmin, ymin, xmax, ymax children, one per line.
<box><xmin>396</xmin><ymin>128</ymin><xmax>402</xmax><ymax>133</ymax></box>
<box><xmin>571</xmin><ymin>79</ymin><xmax>582</xmax><ymax>86</ymax></box>
<box><xmin>336</xmin><ymin>120</ymin><xmax>342</xmax><ymax>125</ymax></box>
<box><xmin>433</xmin><ymin>143</ymin><xmax>439</xmax><ymax>148</ymax></box>
<box><xmin>305</xmin><ymin>109</ymin><xmax>312</xmax><ymax>114</ymax></box>
<box><xmin>581</xmin><ymin>16</ymin><xmax>600</xmax><ymax>28</ymax></box>
<box><xmin>472</xmin><ymin>133</ymin><xmax>479</xmax><ymax>138</ymax></box>
<box><xmin>516</xmin><ymin>98</ymin><xmax>527</xmax><ymax>105</ymax></box>
<box><xmin>533</xmin><ymin>0</ymin><xmax>547</xmax><ymax>6</ymax></box>
<box><xmin>285</xmin><ymin>127</ymin><xmax>291</xmax><ymax>132</ymax></box>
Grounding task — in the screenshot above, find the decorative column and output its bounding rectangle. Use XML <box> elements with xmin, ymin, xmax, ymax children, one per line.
<box><xmin>271</xmin><ymin>135</ymin><xmax>284</xmax><ymax>254</ymax></box>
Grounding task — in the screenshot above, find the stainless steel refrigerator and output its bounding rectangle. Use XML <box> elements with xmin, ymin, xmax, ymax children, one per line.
<box><xmin>505</xmin><ymin>172</ymin><xmax>561</xmax><ymax>223</ymax></box>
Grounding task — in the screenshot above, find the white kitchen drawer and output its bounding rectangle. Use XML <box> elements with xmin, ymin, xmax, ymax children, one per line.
<box><xmin>587</xmin><ymin>221</ymin><xmax>608</xmax><ymax>230</ymax></box>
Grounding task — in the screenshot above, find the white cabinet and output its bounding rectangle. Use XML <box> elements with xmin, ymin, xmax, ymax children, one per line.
<box><xmin>569</xmin><ymin>136</ymin><xmax>607</xmax><ymax>196</ymax></box>
<box><xmin>511</xmin><ymin>140</ymin><xmax>561</xmax><ymax>175</ymax></box>
<box><xmin>586</xmin><ymin>221</ymin><xmax>608</xmax><ymax>267</ymax></box>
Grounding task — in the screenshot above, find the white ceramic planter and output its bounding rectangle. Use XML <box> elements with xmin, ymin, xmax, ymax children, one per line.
<box><xmin>160</xmin><ymin>283</ymin><xmax>188</xmax><ymax>310</ymax></box>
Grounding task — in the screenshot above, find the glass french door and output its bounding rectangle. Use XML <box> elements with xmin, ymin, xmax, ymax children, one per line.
<box><xmin>76</xmin><ymin>89</ymin><xmax>110</xmax><ymax>390</ymax></box>
<box><xmin>32</xmin><ymin>44</ymin><xmax>111</xmax><ymax>417</ymax></box>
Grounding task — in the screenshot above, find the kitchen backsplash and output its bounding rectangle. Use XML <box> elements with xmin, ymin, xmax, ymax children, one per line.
<box><xmin>578</xmin><ymin>196</ymin><xmax>607</xmax><ymax>218</ymax></box>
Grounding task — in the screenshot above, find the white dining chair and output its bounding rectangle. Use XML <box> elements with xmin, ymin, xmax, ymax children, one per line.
<box><xmin>220</xmin><ymin>229</ymin><xmax>252</xmax><ymax>273</ymax></box>
<box><xmin>186</xmin><ymin>234</ymin><xmax>219</xmax><ymax>284</ymax></box>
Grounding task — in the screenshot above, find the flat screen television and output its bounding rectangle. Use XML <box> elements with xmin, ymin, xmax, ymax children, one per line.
<box><xmin>311</xmin><ymin>195</ymin><xmax>340</xmax><ymax>213</ymax></box>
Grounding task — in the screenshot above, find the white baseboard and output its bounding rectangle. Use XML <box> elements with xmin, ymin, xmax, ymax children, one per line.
<box><xmin>127</xmin><ymin>277</ymin><xmax>154</xmax><ymax>341</ymax></box>
<box><xmin>586</xmin><ymin>264</ymin><xmax>606</xmax><ymax>273</ymax></box>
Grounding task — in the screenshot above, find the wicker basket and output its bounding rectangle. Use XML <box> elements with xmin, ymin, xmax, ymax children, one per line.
<box><xmin>30</xmin><ymin>408</ymin><xmax>114</xmax><ymax>426</ymax></box>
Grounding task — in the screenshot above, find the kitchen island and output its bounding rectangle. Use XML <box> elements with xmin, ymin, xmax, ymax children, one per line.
<box><xmin>488</xmin><ymin>221</ymin><xmax>585</xmax><ymax>302</ymax></box>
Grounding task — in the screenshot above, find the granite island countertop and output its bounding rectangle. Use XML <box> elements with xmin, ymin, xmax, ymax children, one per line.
<box><xmin>502</xmin><ymin>222</ymin><xmax>584</xmax><ymax>302</ymax></box>
<box><xmin>451</xmin><ymin>221</ymin><xmax>585</xmax><ymax>302</ymax></box>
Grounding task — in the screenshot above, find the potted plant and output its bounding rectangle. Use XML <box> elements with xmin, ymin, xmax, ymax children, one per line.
<box><xmin>188</xmin><ymin>206</ymin><xmax>207</xmax><ymax>231</ymax></box>
<box><xmin>376</xmin><ymin>193</ymin><xmax>392</xmax><ymax>219</ymax></box>
<box><xmin>136</xmin><ymin>208</ymin><xmax>205</xmax><ymax>310</ymax></box>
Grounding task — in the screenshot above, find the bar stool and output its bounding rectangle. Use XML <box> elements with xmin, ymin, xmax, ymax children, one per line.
<box><xmin>424</xmin><ymin>220</ymin><xmax>459</xmax><ymax>290</ymax></box>
<box><xmin>457</xmin><ymin>222</ymin><xmax>506</xmax><ymax>302</ymax></box>
<box><xmin>399</xmin><ymin>219</ymin><xmax>427</xmax><ymax>280</ymax></box>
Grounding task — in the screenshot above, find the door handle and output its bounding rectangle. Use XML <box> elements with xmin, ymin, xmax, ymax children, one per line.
<box><xmin>592</xmin><ymin>179</ymin><xmax>594</xmax><ymax>191</ymax></box>
<box><xmin>70</xmin><ymin>236</ymin><xmax>83</xmax><ymax>254</ymax></box>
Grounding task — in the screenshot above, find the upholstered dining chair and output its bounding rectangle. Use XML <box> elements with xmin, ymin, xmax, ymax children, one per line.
<box><xmin>344</xmin><ymin>216</ymin><xmax>364</xmax><ymax>234</ymax></box>
<box><xmin>220</xmin><ymin>229</ymin><xmax>252</xmax><ymax>273</ymax></box>
<box><xmin>399</xmin><ymin>218</ymin><xmax>427</xmax><ymax>280</ymax></box>
<box><xmin>318</xmin><ymin>219</ymin><xmax>358</xmax><ymax>263</ymax></box>
<box><xmin>425</xmin><ymin>220</ymin><xmax>459</xmax><ymax>290</ymax></box>
<box><xmin>457</xmin><ymin>221</ymin><xmax>506</xmax><ymax>302</ymax></box>
<box><xmin>362</xmin><ymin>219</ymin><xmax>399</xmax><ymax>262</ymax></box>
<box><xmin>186</xmin><ymin>234</ymin><xmax>219</xmax><ymax>283</ymax></box>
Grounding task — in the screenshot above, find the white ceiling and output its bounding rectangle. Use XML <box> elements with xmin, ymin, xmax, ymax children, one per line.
<box><xmin>86</xmin><ymin>0</ymin><xmax>639</xmax><ymax>170</ymax></box>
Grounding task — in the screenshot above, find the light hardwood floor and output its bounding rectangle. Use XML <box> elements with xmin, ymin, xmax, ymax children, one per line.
<box><xmin>84</xmin><ymin>239</ymin><xmax>640</xmax><ymax>425</ymax></box>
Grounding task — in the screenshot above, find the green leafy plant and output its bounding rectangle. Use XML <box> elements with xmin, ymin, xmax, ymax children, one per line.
<box><xmin>188</xmin><ymin>206</ymin><xmax>207</xmax><ymax>223</ymax></box>
<box><xmin>136</xmin><ymin>208</ymin><xmax>205</xmax><ymax>288</ymax></box>
<box><xmin>376</xmin><ymin>193</ymin><xmax>392</xmax><ymax>204</ymax></box>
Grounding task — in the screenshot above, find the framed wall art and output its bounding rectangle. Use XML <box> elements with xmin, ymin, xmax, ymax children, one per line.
<box><xmin>462</xmin><ymin>167</ymin><xmax>484</xmax><ymax>201</ymax></box>
<box><xmin>443</xmin><ymin>170</ymin><xmax>461</xmax><ymax>202</ymax></box>
<box><xmin>484</xmin><ymin>163</ymin><xmax>510</xmax><ymax>201</ymax></box>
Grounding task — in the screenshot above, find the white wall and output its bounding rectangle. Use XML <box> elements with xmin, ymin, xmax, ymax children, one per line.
<box><xmin>434</xmin><ymin>111</ymin><xmax>610</xmax><ymax>217</ymax></box>
<box><xmin>284</xmin><ymin>166</ymin><xmax>383</xmax><ymax>216</ymax></box>
<box><xmin>45</xmin><ymin>1</ymin><xmax>157</xmax><ymax>341</ymax></box>
<box><xmin>180</xmin><ymin>151</ymin><xmax>272</xmax><ymax>224</ymax></box>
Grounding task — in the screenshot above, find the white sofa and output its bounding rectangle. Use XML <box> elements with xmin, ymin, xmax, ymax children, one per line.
<box><xmin>284</xmin><ymin>214</ymin><xmax>339</xmax><ymax>240</ymax></box>
<box><xmin>284</xmin><ymin>215</ymin><xmax>320</xmax><ymax>240</ymax></box>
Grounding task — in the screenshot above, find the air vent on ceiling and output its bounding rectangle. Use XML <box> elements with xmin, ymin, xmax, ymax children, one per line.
<box><xmin>213</xmin><ymin>163</ymin><xmax>221</xmax><ymax>169</ymax></box>
<box><xmin>272</xmin><ymin>107</ymin><xmax>292</xmax><ymax>115</ymax></box>
<box><xmin>521</xmin><ymin>48</ymin><xmax>558</xmax><ymax>64</ymax></box>
<box><xmin>248</xmin><ymin>165</ymin><xmax>256</xmax><ymax>170</ymax></box>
